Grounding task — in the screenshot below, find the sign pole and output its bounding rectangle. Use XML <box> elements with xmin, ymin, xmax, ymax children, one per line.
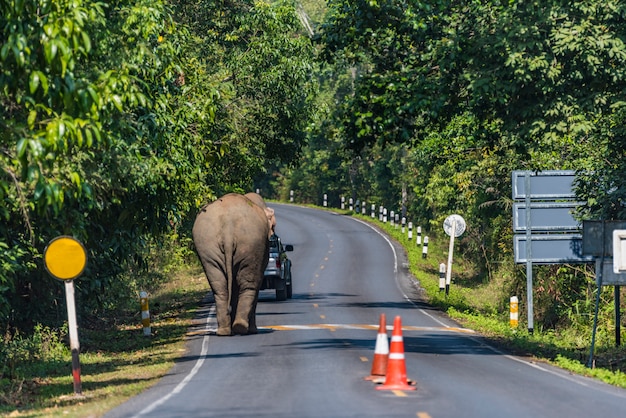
<box><xmin>65</xmin><ymin>280</ymin><xmax>82</xmax><ymax>394</ymax></box>
<box><xmin>588</xmin><ymin>257</ymin><xmax>603</xmax><ymax>368</ymax></box>
<box><xmin>445</xmin><ymin>219</ymin><xmax>456</xmax><ymax>296</ymax></box>
<box><xmin>442</xmin><ymin>214</ymin><xmax>466</xmax><ymax>296</ymax></box>
<box><xmin>616</xmin><ymin>286</ymin><xmax>621</xmax><ymax>346</ymax></box>
<box><xmin>525</xmin><ymin>172</ymin><xmax>534</xmax><ymax>334</ymax></box>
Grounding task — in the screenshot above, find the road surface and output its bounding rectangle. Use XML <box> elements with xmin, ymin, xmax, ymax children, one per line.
<box><xmin>105</xmin><ymin>203</ymin><xmax>626</xmax><ymax>418</ymax></box>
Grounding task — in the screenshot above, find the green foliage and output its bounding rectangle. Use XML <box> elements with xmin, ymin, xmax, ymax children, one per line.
<box><xmin>319</xmin><ymin>0</ymin><xmax>626</xmax><ymax>154</ymax></box>
<box><xmin>0</xmin><ymin>324</ymin><xmax>69</xmax><ymax>382</ymax></box>
<box><xmin>0</xmin><ymin>0</ymin><xmax>206</xmax><ymax>330</ymax></box>
<box><xmin>282</xmin><ymin>0</ymin><xmax>626</xmax><ymax>338</ymax></box>
<box><xmin>1</xmin><ymin>0</ymin><xmax>317</xmax><ymax>331</ymax></box>
<box><xmin>575</xmin><ymin>104</ymin><xmax>626</xmax><ymax>220</ymax></box>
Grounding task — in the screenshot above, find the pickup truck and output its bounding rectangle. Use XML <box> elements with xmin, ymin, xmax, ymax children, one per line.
<box><xmin>262</xmin><ymin>234</ymin><xmax>293</xmax><ymax>301</ymax></box>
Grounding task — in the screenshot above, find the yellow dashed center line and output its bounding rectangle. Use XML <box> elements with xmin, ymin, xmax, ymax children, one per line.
<box><xmin>260</xmin><ymin>324</ymin><xmax>475</xmax><ymax>333</ymax></box>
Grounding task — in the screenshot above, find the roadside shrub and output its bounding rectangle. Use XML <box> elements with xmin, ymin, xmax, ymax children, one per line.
<box><xmin>0</xmin><ymin>324</ymin><xmax>69</xmax><ymax>381</ymax></box>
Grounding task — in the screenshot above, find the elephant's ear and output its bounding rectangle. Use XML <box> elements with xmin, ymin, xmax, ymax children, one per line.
<box><xmin>265</xmin><ymin>207</ymin><xmax>276</xmax><ymax>235</ymax></box>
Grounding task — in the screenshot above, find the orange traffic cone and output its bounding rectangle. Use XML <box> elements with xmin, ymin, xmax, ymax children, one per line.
<box><xmin>365</xmin><ymin>313</ymin><xmax>388</xmax><ymax>381</ymax></box>
<box><xmin>376</xmin><ymin>315</ymin><xmax>416</xmax><ymax>391</ymax></box>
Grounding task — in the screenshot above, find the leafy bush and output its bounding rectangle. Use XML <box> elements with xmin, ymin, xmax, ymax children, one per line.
<box><xmin>1</xmin><ymin>324</ymin><xmax>69</xmax><ymax>382</ymax></box>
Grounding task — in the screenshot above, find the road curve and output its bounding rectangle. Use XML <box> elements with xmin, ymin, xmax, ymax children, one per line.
<box><xmin>105</xmin><ymin>204</ymin><xmax>626</xmax><ymax>418</ymax></box>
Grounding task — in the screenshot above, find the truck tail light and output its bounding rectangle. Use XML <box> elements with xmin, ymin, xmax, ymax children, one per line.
<box><xmin>268</xmin><ymin>256</ymin><xmax>280</xmax><ymax>269</ymax></box>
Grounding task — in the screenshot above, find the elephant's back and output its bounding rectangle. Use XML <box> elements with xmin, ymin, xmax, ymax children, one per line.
<box><xmin>192</xmin><ymin>193</ymin><xmax>269</xmax><ymax>251</ymax></box>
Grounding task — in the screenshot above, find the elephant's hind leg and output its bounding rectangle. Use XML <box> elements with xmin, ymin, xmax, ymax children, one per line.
<box><xmin>214</xmin><ymin>294</ymin><xmax>233</xmax><ymax>336</ymax></box>
<box><xmin>202</xmin><ymin>263</ymin><xmax>232</xmax><ymax>336</ymax></box>
<box><xmin>246</xmin><ymin>289</ymin><xmax>260</xmax><ymax>334</ymax></box>
<box><xmin>232</xmin><ymin>287</ymin><xmax>257</xmax><ymax>335</ymax></box>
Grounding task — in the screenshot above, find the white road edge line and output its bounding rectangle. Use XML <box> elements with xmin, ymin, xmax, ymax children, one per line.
<box><xmin>131</xmin><ymin>305</ymin><xmax>215</xmax><ymax>417</ymax></box>
<box><xmin>350</xmin><ymin>217</ymin><xmax>451</xmax><ymax>329</ymax></box>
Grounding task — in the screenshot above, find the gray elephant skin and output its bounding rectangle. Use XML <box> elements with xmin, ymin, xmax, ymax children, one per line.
<box><xmin>192</xmin><ymin>193</ymin><xmax>274</xmax><ymax>335</ymax></box>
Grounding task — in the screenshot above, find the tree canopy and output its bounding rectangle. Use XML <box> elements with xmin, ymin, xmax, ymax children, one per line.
<box><xmin>279</xmin><ymin>0</ymin><xmax>626</xmax><ymax>328</ymax></box>
<box><xmin>0</xmin><ymin>0</ymin><xmax>317</xmax><ymax>328</ymax></box>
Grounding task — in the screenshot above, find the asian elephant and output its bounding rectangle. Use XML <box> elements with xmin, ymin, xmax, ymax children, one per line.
<box><xmin>192</xmin><ymin>193</ymin><xmax>274</xmax><ymax>335</ymax></box>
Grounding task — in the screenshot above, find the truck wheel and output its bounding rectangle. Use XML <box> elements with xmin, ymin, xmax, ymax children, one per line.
<box><xmin>286</xmin><ymin>271</ymin><xmax>293</xmax><ymax>299</ymax></box>
<box><xmin>276</xmin><ymin>286</ymin><xmax>287</xmax><ymax>301</ymax></box>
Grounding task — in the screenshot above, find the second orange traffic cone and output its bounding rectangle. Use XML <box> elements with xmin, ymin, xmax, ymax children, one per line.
<box><xmin>365</xmin><ymin>313</ymin><xmax>388</xmax><ymax>381</ymax></box>
<box><xmin>376</xmin><ymin>315</ymin><xmax>416</xmax><ymax>391</ymax></box>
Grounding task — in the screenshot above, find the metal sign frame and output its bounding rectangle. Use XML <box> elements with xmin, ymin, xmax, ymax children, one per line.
<box><xmin>582</xmin><ymin>220</ymin><xmax>626</xmax><ymax>257</ymax></box>
<box><xmin>512</xmin><ymin>170</ymin><xmax>582</xmax><ymax>334</ymax></box>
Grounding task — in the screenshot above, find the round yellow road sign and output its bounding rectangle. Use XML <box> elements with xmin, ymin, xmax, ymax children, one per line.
<box><xmin>44</xmin><ymin>236</ymin><xmax>87</xmax><ymax>281</ymax></box>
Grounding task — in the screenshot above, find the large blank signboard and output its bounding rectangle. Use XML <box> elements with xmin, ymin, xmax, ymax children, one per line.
<box><xmin>514</xmin><ymin>234</ymin><xmax>593</xmax><ymax>264</ymax></box>
<box><xmin>513</xmin><ymin>202</ymin><xmax>581</xmax><ymax>232</ymax></box>
<box><xmin>512</xmin><ymin>170</ymin><xmax>576</xmax><ymax>200</ymax></box>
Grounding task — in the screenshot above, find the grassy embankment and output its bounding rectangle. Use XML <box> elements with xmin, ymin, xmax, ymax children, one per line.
<box><xmin>1</xmin><ymin>267</ymin><xmax>208</xmax><ymax>417</ymax></box>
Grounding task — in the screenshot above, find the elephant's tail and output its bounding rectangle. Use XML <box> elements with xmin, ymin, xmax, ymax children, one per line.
<box><xmin>224</xmin><ymin>239</ymin><xmax>234</xmax><ymax>318</ymax></box>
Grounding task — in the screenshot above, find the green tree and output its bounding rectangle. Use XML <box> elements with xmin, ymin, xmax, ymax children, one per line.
<box><xmin>174</xmin><ymin>0</ymin><xmax>318</xmax><ymax>194</ymax></box>
<box><xmin>0</xmin><ymin>0</ymin><xmax>218</xmax><ymax>327</ymax></box>
<box><xmin>1</xmin><ymin>0</ymin><xmax>317</xmax><ymax>330</ymax></box>
<box><xmin>303</xmin><ymin>0</ymin><xmax>626</xmax><ymax>328</ymax></box>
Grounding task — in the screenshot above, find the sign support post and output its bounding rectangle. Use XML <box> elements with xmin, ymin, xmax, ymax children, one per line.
<box><xmin>616</xmin><ymin>286</ymin><xmax>621</xmax><ymax>346</ymax></box>
<box><xmin>443</xmin><ymin>214</ymin><xmax>466</xmax><ymax>296</ymax></box>
<box><xmin>44</xmin><ymin>236</ymin><xmax>87</xmax><ymax>397</ymax></box>
<box><xmin>445</xmin><ymin>218</ymin><xmax>456</xmax><ymax>296</ymax></box>
<box><xmin>588</xmin><ymin>257</ymin><xmax>604</xmax><ymax>368</ymax></box>
<box><xmin>524</xmin><ymin>172</ymin><xmax>534</xmax><ymax>333</ymax></box>
<box><xmin>64</xmin><ymin>280</ymin><xmax>82</xmax><ymax>394</ymax></box>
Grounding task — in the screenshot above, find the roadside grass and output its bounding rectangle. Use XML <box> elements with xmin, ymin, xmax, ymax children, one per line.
<box><xmin>1</xmin><ymin>266</ymin><xmax>208</xmax><ymax>417</ymax></box>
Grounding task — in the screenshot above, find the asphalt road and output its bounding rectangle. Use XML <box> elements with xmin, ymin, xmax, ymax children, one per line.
<box><xmin>105</xmin><ymin>203</ymin><xmax>626</xmax><ymax>418</ymax></box>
